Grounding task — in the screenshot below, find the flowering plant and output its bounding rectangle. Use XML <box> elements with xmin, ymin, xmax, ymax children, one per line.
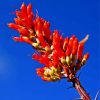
<box><xmin>8</xmin><ymin>3</ymin><xmax>92</xmax><ymax>100</ymax></box>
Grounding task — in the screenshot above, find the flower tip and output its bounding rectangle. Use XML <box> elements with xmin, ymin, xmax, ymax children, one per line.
<box><xmin>84</xmin><ymin>52</ymin><xmax>89</xmax><ymax>60</ymax></box>
<box><xmin>13</xmin><ymin>37</ymin><xmax>19</xmax><ymax>42</ymax></box>
<box><xmin>8</xmin><ymin>23</ymin><xmax>16</xmax><ymax>29</ymax></box>
<box><xmin>28</xmin><ymin>3</ymin><xmax>32</xmax><ymax>7</ymax></box>
<box><xmin>7</xmin><ymin>23</ymin><xmax>12</xmax><ymax>27</ymax></box>
<box><xmin>20</xmin><ymin>2</ymin><xmax>26</xmax><ymax>9</ymax></box>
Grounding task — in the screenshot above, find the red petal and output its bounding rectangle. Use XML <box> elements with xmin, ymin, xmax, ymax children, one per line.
<box><xmin>53</xmin><ymin>30</ymin><xmax>61</xmax><ymax>51</ymax></box>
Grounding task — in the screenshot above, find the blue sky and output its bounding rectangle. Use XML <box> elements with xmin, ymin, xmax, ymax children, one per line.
<box><xmin>0</xmin><ymin>0</ymin><xmax>99</xmax><ymax>100</ymax></box>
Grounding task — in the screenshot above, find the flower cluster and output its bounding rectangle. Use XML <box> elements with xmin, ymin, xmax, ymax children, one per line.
<box><xmin>8</xmin><ymin>3</ymin><xmax>89</xmax><ymax>82</ymax></box>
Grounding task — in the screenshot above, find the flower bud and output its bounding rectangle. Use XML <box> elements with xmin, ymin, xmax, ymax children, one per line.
<box><xmin>63</xmin><ymin>37</ymin><xmax>69</xmax><ymax>50</ymax></box>
<box><xmin>66</xmin><ymin>56</ymin><xmax>71</xmax><ymax>66</ymax></box>
<box><xmin>70</xmin><ymin>53</ymin><xmax>76</xmax><ymax>63</ymax></box>
<box><xmin>81</xmin><ymin>53</ymin><xmax>89</xmax><ymax>66</ymax></box>
<box><xmin>32</xmin><ymin>42</ymin><xmax>39</xmax><ymax>48</ymax></box>
<box><xmin>61</xmin><ymin>57</ymin><xmax>66</xmax><ymax>64</ymax></box>
<box><xmin>45</xmin><ymin>46</ymin><xmax>50</xmax><ymax>52</ymax></box>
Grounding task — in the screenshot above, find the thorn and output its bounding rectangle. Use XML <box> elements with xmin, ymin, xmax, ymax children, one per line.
<box><xmin>94</xmin><ymin>90</ymin><xmax>100</xmax><ymax>100</ymax></box>
<box><xmin>77</xmin><ymin>71</ymin><xmax>82</xmax><ymax>79</ymax></box>
<box><xmin>62</xmin><ymin>76</ymin><xmax>67</xmax><ymax>78</ymax></box>
<box><xmin>36</xmin><ymin>9</ymin><xmax>39</xmax><ymax>17</ymax></box>
<box><xmin>67</xmin><ymin>85</ymin><xmax>73</xmax><ymax>89</ymax></box>
<box><xmin>87</xmin><ymin>92</ymin><xmax>90</xmax><ymax>96</ymax></box>
<box><xmin>72</xmin><ymin>98</ymin><xmax>83</xmax><ymax>100</ymax></box>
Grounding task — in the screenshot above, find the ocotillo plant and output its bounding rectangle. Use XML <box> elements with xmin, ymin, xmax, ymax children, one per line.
<box><xmin>8</xmin><ymin>3</ymin><xmax>91</xmax><ymax>100</ymax></box>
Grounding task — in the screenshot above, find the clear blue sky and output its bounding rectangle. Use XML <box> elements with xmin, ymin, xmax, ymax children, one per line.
<box><xmin>0</xmin><ymin>0</ymin><xmax>99</xmax><ymax>100</ymax></box>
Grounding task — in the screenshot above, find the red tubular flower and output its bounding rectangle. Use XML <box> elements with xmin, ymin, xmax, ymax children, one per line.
<box><xmin>72</xmin><ymin>38</ymin><xmax>79</xmax><ymax>55</ymax></box>
<box><xmin>20</xmin><ymin>3</ymin><xmax>27</xmax><ymax>18</ymax></box>
<box><xmin>66</xmin><ymin>45</ymin><xmax>71</xmax><ymax>56</ymax></box>
<box><xmin>77</xmin><ymin>43</ymin><xmax>84</xmax><ymax>60</ymax></box>
<box><xmin>68</xmin><ymin>35</ymin><xmax>76</xmax><ymax>47</ymax></box>
<box><xmin>27</xmin><ymin>4</ymin><xmax>32</xmax><ymax>14</ymax></box>
<box><xmin>53</xmin><ymin>30</ymin><xmax>61</xmax><ymax>51</ymax></box>
<box><xmin>43</xmin><ymin>21</ymin><xmax>51</xmax><ymax>40</ymax></box>
<box><xmin>8</xmin><ymin>23</ymin><xmax>20</xmax><ymax>30</ymax></box>
<box><xmin>20</xmin><ymin>3</ymin><xmax>30</xmax><ymax>28</ymax></box>
<box><xmin>37</xmin><ymin>33</ymin><xmax>48</xmax><ymax>47</ymax></box>
<box><xmin>15</xmin><ymin>36</ymin><xmax>33</xmax><ymax>44</ymax></box>
<box><xmin>36</xmin><ymin>22</ymin><xmax>43</xmax><ymax>31</ymax></box>
<box><xmin>8</xmin><ymin>23</ymin><xmax>29</xmax><ymax>36</ymax></box>
<box><xmin>52</xmin><ymin>51</ymin><xmax>59</xmax><ymax>66</ymax></box>
<box><xmin>63</xmin><ymin>37</ymin><xmax>69</xmax><ymax>50</ymax></box>
<box><xmin>27</xmin><ymin>3</ymin><xmax>34</xmax><ymax>22</ymax></box>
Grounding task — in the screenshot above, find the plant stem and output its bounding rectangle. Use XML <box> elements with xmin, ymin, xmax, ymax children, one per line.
<box><xmin>72</xmin><ymin>78</ymin><xmax>91</xmax><ymax>100</ymax></box>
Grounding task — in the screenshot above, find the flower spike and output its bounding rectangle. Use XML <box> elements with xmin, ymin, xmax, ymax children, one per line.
<box><xmin>8</xmin><ymin>3</ymin><xmax>89</xmax><ymax>82</ymax></box>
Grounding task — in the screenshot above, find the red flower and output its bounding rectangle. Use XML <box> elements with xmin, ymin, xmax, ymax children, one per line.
<box><xmin>8</xmin><ymin>3</ymin><xmax>89</xmax><ymax>82</ymax></box>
